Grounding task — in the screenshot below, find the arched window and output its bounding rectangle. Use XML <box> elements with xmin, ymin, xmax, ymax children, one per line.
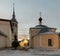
<box><xmin>48</xmin><ymin>39</ymin><xmax>52</xmax><ymax>46</ymax></box>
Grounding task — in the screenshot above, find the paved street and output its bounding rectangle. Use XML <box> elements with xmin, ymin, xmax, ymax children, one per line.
<box><xmin>0</xmin><ymin>49</ymin><xmax>60</xmax><ymax>56</ymax></box>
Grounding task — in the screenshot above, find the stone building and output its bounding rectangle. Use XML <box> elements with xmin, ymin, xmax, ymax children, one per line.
<box><xmin>0</xmin><ymin>5</ymin><xmax>18</xmax><ymax>48</ymax></box>
<box><xmin>29</xmin><ymin>15</ymin><xmax>60</xmax><ymax>49</ymax></box>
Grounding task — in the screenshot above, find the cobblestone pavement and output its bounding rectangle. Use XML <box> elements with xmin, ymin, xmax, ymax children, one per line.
<box><xmin>0</xmin><ymin>49</ymin><xmax>60</xmax><ymax>56</ymax></box>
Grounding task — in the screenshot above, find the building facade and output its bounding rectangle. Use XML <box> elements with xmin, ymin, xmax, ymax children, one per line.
<box><xmin>0</xmin><ymin>5</ymin><xmax>18</xmax><ymax>48</ymax></box>
<box><xmin>29</xmin><ymin>15</ymin><xmax>60</xmax><ymax>49</ymax></box>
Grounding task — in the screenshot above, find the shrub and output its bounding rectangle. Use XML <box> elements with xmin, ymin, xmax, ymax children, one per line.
<box><xmin>12</xmin><ymin>40</ymin><xmax>19</xmax><ymax>49</ymax></box>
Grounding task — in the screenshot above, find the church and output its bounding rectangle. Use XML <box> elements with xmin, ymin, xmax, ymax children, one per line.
<box><xmin>29</xmin><ymin>15</ymin><xmax>60</xmax><ymax>49</ymax></box>
<box><xmin>0</xmin><ymin>5</ymin><xmax>18</xmax><ymax>48</ymax></box>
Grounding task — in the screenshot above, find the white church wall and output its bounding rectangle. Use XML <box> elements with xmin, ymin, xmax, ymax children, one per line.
<box><xmin>0</xmin><ymin>35</ymin><xmax>7</xmax><ymax>48</ymax></box>
<box><xmin>0</xmin><ymin>20</ymin><xmax>13</xmax><ymax>47</ymax></box>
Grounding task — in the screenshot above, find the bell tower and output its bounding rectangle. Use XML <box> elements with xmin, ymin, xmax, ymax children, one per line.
<box><xmin>11</xmin><ymin>3</ymin><xmax>18</xmax><ymax>41</ymax></box>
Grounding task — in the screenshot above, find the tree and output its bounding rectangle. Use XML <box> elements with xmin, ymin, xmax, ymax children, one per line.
<box><xmin>12</xmin><ymin>35</ymin><xmax>19</xmax><ymax>49</ymax></box>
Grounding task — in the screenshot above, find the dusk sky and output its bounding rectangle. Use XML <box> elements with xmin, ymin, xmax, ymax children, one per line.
<box><xmin>0</xmin><ymin>0</ymin><xmax>60</xmax><ymax>36</ymax></box>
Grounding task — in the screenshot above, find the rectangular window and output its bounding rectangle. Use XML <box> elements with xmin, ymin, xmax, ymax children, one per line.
<box><xmin>58</xmin><ymin>33</ymin><xmax>60</xmax><ymax>37</ymax></box>
<box><xmin>48</xmin><ymin>39</ymin><xmax>52</xmax><ymax>46</ymax></box>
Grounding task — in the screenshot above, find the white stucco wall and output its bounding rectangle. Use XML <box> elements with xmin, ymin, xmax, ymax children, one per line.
<box><xmin>0</xmin><ymin>20</ymin><xmax>13</xmax><ymax>48</ymax></box>
<box><xmin>0</xmin><ymin>35</ymin><xmax>7</xmax><ymax>48</ymax></box>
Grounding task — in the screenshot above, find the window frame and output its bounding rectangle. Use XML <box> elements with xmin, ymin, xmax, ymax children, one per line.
<box><xmin>48</xmin><ymin>39</ymin><xmax>52</xmax><ymax>46</ymax></box>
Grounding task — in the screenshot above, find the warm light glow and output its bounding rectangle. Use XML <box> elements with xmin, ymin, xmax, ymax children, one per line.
<box><xmin>23</xmin><ymin>38</ymin><xmax>28</xmax><ymax>44</ymax></box>
<box><xmin>19</xmin><ymin>42</ymin><xmax>24</xmax><ymax>48</ymax></box>
<box><xmin>19</xmin><ymin>38</ymin><xmax>29</xmax><ymax>49</ymax></box>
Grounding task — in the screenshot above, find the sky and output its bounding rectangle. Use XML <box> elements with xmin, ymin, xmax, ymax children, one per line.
<box><xmin>0</xmin><ymin>0</ymin><xmax>60</xmax><ymax>36</ymax></box>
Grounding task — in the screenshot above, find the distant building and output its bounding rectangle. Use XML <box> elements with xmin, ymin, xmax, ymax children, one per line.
<box><xmin>0</xmin><ymin>4</ymin><xmax>18</xmax><ymax>48</ymax></box>
<box><xmin>18</xmin><ymin>35</ymin><xmax>29</xmax><ymax>41</ymax></box>
<box><xmin>29</xmin><ymin>14</ymin><xmax>60</xmax><ymax>49</ymax></box>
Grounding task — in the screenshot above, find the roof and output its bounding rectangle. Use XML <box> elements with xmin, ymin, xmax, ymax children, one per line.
<box><xmin>35</xmin><ymin>25</ymin><xmax>49</xmax><ymax>28</ymax></box>
<box><xmin>39</xmin><ymin>28</ymin><xmax>50</xmax><ymax>33</ymax></box>
<box><xmin>30</xmin><ymin>25</ymin><xmax>56</xmax><ymax>29</ymax></box>
<box><xmin>30</xmin><ymin>25</ymin><xmax>50</xmax><ymax>33</ymax></box>
<box><xmin>0</xmin><ymin>18</ymin><xmax>13</xmax><ymax>33</ymax></box>
<box><xmin>30</xmin><ymin>25</ymin><xmax>50</xmax><ymax>29</ymax></box>
<box><xmin>0</xmin><ymin>18</ymin><xmax>10</xmax><ymax>22</ymax></box>
<box><xmin>30</xmin><ymin>24</ymin><xmax>57</xmax><ymax>34</ymax></box>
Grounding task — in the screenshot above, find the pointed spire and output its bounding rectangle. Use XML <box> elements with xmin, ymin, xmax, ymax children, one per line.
<box><xmin>11</xmin><ymin>3</ymin><xmax>17</xmax><ymax>22</ymax></box>
<box><xmin>13</xmin><ymin>3</ymin><xmax>15</xmax><ymax>19</ymax></box>
<box><xmin>39</xmin><ymin>12</ymin><xmax>42</xmax><ymax>25</ymax></box>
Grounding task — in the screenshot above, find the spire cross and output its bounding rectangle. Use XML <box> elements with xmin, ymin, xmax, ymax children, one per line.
<box><xmin>39</xmin><ymin>12</ymin><xmax>42</xmax><ymax>25</ymax></box>
<box><xmin>40</xmin><ymin>12</ymin><xmax>41</xmax><ymax>17</ymax></box>
<box><xmin>13</xmin><ymin>3</ymin><xmax>15</xmax><ymax>13</ymax></box>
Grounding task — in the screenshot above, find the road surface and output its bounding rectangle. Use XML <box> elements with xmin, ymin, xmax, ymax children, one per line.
<box><xmin>0</xmin><ymin>49</ymin><xmax>60</xmax><ymax>56</ymax></box>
